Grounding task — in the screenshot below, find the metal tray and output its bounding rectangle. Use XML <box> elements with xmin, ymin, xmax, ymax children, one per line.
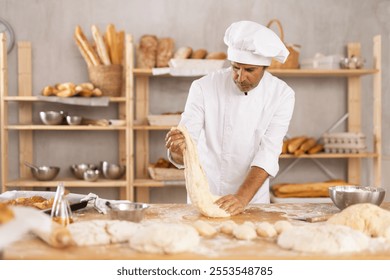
<box><xmin>0</xmin><ymin>190</ymin><xmax>88</xmax><ymax>214</ymax></box>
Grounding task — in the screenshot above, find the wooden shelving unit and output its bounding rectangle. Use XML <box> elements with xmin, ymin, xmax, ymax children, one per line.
<box><xmin>130</xmin><ymin>36</ymin><xmax>382</xmax><ymax>203</ymax></box>
<box><xmin>0</xmin><ymin>33</ymin><xmax>135</xmax><ymax>200</ymax></box>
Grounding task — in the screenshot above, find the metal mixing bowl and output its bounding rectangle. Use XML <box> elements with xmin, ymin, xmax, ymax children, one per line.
<box><xmin>39</xmin><ymin>111</ymin><xmax>65</xmax><ymax>125</ymax></box>
<box><xmin>70</xmin><ymin>163</ymin><xmax>98</xmax><ymax>179</ymax></box>
<box><xmin>107</xmin><ymin>201</ymin><xmax>149</xmax><ymax>222</ymax></box>
<box><xmin>83</xmin><ymin>169</ymin><xmax>100</xmax><ymax>182</ymax></box>
<box><xmin>329</xmin><ymin>185</ymin><xmax>386</xmax><ymax>210</ymax></box>
<box><xmin>101</xmin><ymin>161</ymin><xmax>126</xmax><ymax>179</ymax></box>
<box><xmin>28</xmin><ymin>165</ymin><xmax>60</xmax><ymax>181</ymax></box>
<box><xmin>66</xmin><ymin>115</ymin><xmax>83</xmax><ymax>125</ymax></box>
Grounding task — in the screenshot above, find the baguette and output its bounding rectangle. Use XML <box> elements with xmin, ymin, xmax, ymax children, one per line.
<box><xmin>116</xmin><ymin>30</ymin><xmax>125</xmax><ymax>65</ymax></box>
<box><xmin>106</xmin><ymin>24</ymin><xmax>120</xmax><ymax>64</ymax></box>
<box><xmin>91</xmin><ymin>25</ymin><xmax>111</xmax><ymax>65</ymax></box>
<box><xmin>74</xmin><ymin>25</ymin><xmax>102</xmax><ymax>66</ymax></box>
<box><xmin>307</xmin><ymin>143</ymin><xmax>324</xmax><ymax>154</ymax></box>
<box><xmin>293</xmin><ymin>137</ymin><xmax>317</xmax><ymax>156</ymax></box>
<box><xmin>74</xmin><ymin>36</ymin><xmax>93</xmax><ymax>67</ymax></box>
<box><xmin>287</xmin><ymin>136</ymin><xmax>307</xmax><ymax>153</ymax></box>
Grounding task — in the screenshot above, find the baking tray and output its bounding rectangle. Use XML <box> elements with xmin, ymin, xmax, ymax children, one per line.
<box><xmin>0</xmin><ymin>190</ymin><xmax>88</xmax><ymax>214</ymax></box>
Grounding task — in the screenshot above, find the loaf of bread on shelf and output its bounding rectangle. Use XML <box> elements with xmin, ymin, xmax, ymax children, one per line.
<box><xmin>271</xmin><ymin>180</ymin><xmax>347</xmax><ymax>198</ymax></box>
<box><xmin>287</xmin><ymin>136</ymin><xmax>307</xmax><ymax>153</ymax></box>
<box><xmin>206</xmin><ymin>51</ymin><xmax>227</xmax><ymax>60</ymax></box>
<box><xmin>74</xmin><ymin>25</ymin><xmax>102</xmax><ymax>66</ymax></box>
<box><xmin>174</xmin><ymin>47</ymin><xmax>193</xmax><ymax>59</ymax></box>
<box><xmin>307</xmin><ymin>143</ymin><xmax>324</xmax><ymax>154</ymax></box>
<box><xmin>191</xmin><ymin>49</ymin><xmax>208</xmax><ymax>59</ymax></box>
<box><xmin>294</xmin><ymin>137</ymin><xmax>317</xmax><ymax>156</ymax></box>
<box><xmin>136</xmin><ymin>34</ymin><xmax>158</xmax><ymax>68</ymax></box>
<box><xmin>41</xmin><ymin>82</ymin><xmax>102</xmax><ymax>98</ymax></box>
<box><xmin>91</xmin><ymin>25</ymin><xmax>111</xmax><ymax>65</ymax></box>
<box><xmin>156</xmin><ymin>37</ymin><xmax>175</xmax><ymax>67</ymax></box>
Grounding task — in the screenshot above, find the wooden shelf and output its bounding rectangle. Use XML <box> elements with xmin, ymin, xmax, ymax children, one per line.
<box><xmin>133</xmin><ymin>68</ymin><xmax>378</xmax><ymax>78</ymax></box>
<box><xmin>5</xmin><ymin>178</ymin><xmax>127</xmax><ymax>187</ymax></box>
<box><xmin>6</xmin><ymin>125</ymin><xmax>126</xmax><ymax>130</ymax></box>
<box><xmin>133</xmin><ymin>125</ymin><xmax>171</xmax><ymax>130</ymax></box>
<box><xmin>280</xmin><ymin>152</ymin><xmax>379</xmax><ymax>159</ymax></box>
<box><xmin>3</xmin><ymin>96</ymin><xmax>127</xmax><ymax>102</ymax></box>
<box><xmin>133</xmin><ymin>179</ymin><xmax>185</xmax><ymax>187</ymax></box>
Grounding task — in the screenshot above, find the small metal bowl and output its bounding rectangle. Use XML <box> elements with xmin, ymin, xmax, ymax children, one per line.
<box><xmin>101</xmin><ymin>161</ymin><xmax>126</xmax><ymax>179</ymax></box>
<box><xmin>39</xmin><ymin>111</ymin><xmax>65</xmax><ymax>125</ymax></box>
<box><xmin>70</xmin><ymin>163</ymin><xmax>98</xmax><ymax>179</ymax></box>
<box><xmin>66</xmin><ymin>115</ymin><xmax>83</xmax><ymax>125</ymax></box>
<box><xmin>329</xmin><ymin>185</ymin><xmax>386</xmax><ymax>210</ymax></box>
<box><xmin>29</xmin><ymin>165</ymin><xmax>60</xmax><ymax>181</ymax></box>
<box><xmin>83</xmin><ymin>168</ymin><xmax>100</xmax><ymax>182</ymax></box>
<box><xmin>107</xmin><ymin>202</ymin><xmax>149</xmax><ymax>222</ymax></box>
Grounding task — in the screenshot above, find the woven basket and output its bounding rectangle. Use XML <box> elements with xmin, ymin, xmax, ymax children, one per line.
<box><xmin>88</xmin><ymin>64</ymin><xmax>123</xmax><ymax>96</ymax></box>
<box><xmin>266</xmin><ymin>19</ymin><xmax>301</xmax><ymax>69</ymax></box>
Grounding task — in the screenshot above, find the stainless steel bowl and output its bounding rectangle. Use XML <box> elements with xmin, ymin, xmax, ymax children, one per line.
<box><xmin>66</xmin><ymin>115</ymin><xmax>83</xmax><ymax>125</ymax></box>
<box><xmin>329</xmin><ymin>185</ymin><xmax>386</xmax><ymax>210</ymax></box>
<box><xmin>39</xmin><ymin>111</ymin><xmax>65</xmax><ymax>125</ymax></box>
<box><xmin>83</xmin><ymin>169</ymin><xmax>100</xmax><ymax>182</ymax></box>
<box><xmin>101</xmin><ymin>161</ymin><xmax>126</xmax><ymax>179</ymax></box>
<box><xmin>70</xmin><ymin>163</ymin><xmax>98</xmax><ymax>179</ymax></box>
<box><xmin>28</xmin><ymin>165</ymin><xmax>60</xmax><ymax>181</ymax></box>
<box><xmin>107</xmin><ymin>202</ymin><xmax>149</xmax><ymax>222</ymax></box>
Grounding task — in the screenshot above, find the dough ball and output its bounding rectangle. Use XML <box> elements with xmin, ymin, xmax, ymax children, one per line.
<box><xmin>192</xmin><ymin>220</ymin><xmax>217</xmax><ymax>237</ymax></box>
<box><xmin>106</xmin><ymin>220</ymin><xmax>140</xmax><ymax>243</ymax></box>
<box><xmin>233</xmin><ymin>224</ymin><xmax>257</xmax><ymax>240</ymax></box>
<box><xmin>327</xmin><ymin>203</ymin><xmax>390</xmax><ymax>240</ymax></box>
<box><xmin>129</xmin><ymin>223</ymin><xmax>200</xmax><ymax>254</ymax></box>
<box><xmin>68</xmin><ymin>220</ymin><xmax>111</xmax><ymax>246</ymax></box>
<box><xmin>243</xmin><ymin>221</ymin><xmax>255</xmax><ymax>228</ymax></box>
<box><xmin>256</xmin><ymin>222</ymin><xmax>277</xmax><ymax>238</ymax></box>
<box><xmin>274</xmin><ymin>220</ymin><xmax>293</xmax><ymax>234</ymax></box>
<box><xmin>219</xmin><ymin>220</ymin><xmax>237</xmax><ymax>235</ymax></box>
<box><xmin>277</xmin><ymin>224</ymin><xmax>370</xmax><ymax>254</ymax></box>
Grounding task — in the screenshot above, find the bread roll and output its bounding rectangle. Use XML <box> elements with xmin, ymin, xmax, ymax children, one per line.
<box><xmin>156</xmin><ymin>37</ymin><xmax>175</xmax><ymax>67</ymax></box>
<box><xmin>136</xmin><ymin>35</ymin><xmax>158</xmax><ymax>68</ymax></box>
<box><xmin>191</xmin><ymin>49</ymin><xmax>208</xmax><ymax>59</ymax></box>
<box><xmin>174</xmin><ymin>47</ymin><xmax>192</xmax><ymax>59</ymax></box>
<box><xmin>287</xmin><ymin>136</ymin><xmax>307</xmax><ymax>153</ymax></box>
<box><xmin>294</xmin><ymin>137</ymin><xmax>317</xmax><ymax>156</ymax></box>
<box><xmin>206</xmin><ymin>52</ymin><xmax>227</xmax><ymax>60</ymax></box>
<box><xmin>42</xmin><ymin>86</ymin><xmax>55</xmax><ymax>96</ymax></box>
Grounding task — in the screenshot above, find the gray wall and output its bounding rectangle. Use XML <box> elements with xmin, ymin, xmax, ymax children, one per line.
<box><xmin>1</xmin><ymin>0</ymin><xmax>389</xmax><ymax>202</ymax></box>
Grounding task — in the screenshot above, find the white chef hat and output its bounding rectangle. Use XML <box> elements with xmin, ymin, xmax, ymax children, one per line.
<box><xmin>224</xmin><ymin>20</ymin><xmax>289</xmax><ymax>66</ymax></box>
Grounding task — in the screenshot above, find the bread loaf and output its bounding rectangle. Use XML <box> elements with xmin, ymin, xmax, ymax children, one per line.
<box><xmin>156</xmin><ymin>37</ymin><xmax>175</xmax><ymax>67</ymax></box>
<box><xmin>91</xmin><ymin>25</ymin><xmax>111</xmax><ymax>65</ymax></box>
<box><xmin>74</xmin><ymin>25</ymin><xmax>102</xmax><ymax>66</ymax></box>
<box><xmin>293</xmin><ymin>137</ymin><xmax>317</xmax><ymax>156</ymax></box>
<box><xmin>137</xmin><ymin>35</ymin><xmax>158</xmax><ymax>68</ymax></box>
<box><xmin>206</xmin><ymin>52</ymin><xmax>227</xmax><ymax>60</ymax></box>
<box><xmin>105</xmin><ymin>24</ymin><xmax>121</xmax><ymax>65</ymax></box>
<box><xmin>191</xmin><ymin>49</ymin><xmax>208</xmax><ymax>59</ymax></box>
<box><xmin>287</xmin><ymin>136</ymin><xmax>307</xmax><ymax>153</ymax></box>
<box><xmin>116</xmin><ymin>30</ymin><xmax>125</xmax><ymax>65</ymax></box>
<box><xmin>307</xmin><ymin>143</ymin><xmax>324</xmax><ymax>154</ymax></box>
<box><xmin>174</xmin><ymin>47</ymin><xmax>192</xmax><ymax>59</ymax></box>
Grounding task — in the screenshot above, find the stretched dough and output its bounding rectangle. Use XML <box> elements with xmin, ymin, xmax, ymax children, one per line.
<box><xmin>129</xmin><ymin>223</ymin><xmax>200</xmax><ymax>254</ymax></box>
<box><xmin>327</xmin><ymin>203</ymin><xmax>390</xmax><ymax>241</ymax></box>
<box><xmin>177</xmin><ymin>126</ymin><xmax>229</xmax><ymax>218</ymax></box>
<box><xmin>277</xmin><ymin>224</ymin><xmax>370</xmax><ymax>254</ymax></box>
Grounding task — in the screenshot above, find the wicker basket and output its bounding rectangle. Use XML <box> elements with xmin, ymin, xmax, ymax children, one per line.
<box><xmin>266</xmin><ymin>19</ymin><xmax>301</xmax><ymax>69</ymax></box>
<box><xmin>148</xmin><ymin>165</ymin><xmax>185</xmax><ymax>181</ymax></box>
<box><xmin>88</xmin><ymin>64</ymin><xmax>123</xmax><ymax>97</ymax></box>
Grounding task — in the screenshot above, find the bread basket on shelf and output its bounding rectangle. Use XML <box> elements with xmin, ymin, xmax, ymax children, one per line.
<box><xmin>88</xmin><ymin>64</ymin><xmax>123</xmax><ymax>97</ymax></box>
<box><xmin>266</xmin><ymin>19</ymin><xmax>301</xmax><ymax>69</ymax></box>
<box><xmin>148</xmin><ymin>165</ymin><xmax>185</xmax><ymax>181</ymax></box>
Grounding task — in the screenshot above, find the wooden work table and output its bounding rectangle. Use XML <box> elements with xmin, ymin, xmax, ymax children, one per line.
<box><xmin>3</xmin><ymin>202</ymin><xmax>390</xmax><ymax>260</ymax></box>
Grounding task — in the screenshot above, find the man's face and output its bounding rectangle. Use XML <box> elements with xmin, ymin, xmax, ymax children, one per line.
<box><xmin>231</xmin><ymin>62</ymin><xmax>266</xmax><ymax>92</ymax></box>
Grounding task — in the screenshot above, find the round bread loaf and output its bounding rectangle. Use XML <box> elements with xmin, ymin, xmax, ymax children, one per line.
<box><xmin>206</xmin><ymin>52</ymin><xmax>227</xmax><ymax>60</ymax></box>
<box><xmin>191</xmin><ymin>49</ymin><xmax>208</xmax><ymax>59</ymax></box>
<box><xmin>174</xmin><ymin>47</ymin><xmax>192</xmax><ymax>59</ymax></box>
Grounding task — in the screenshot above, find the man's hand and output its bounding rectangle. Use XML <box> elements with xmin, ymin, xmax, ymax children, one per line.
<box><xmin>215</xmin><ymin>194</ymin><xmax>246</xmax><ymax>216</ymax></box>
<box><xmin>165</xmin><ymin>129</ymin><xmax>186</xmax><ymax>163</ymax></box>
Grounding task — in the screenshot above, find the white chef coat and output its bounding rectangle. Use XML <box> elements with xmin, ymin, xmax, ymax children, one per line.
<box><xmin>177</xmin><ymin>67</ymin><xmax>295</xmax><ymax>204</ymax></box>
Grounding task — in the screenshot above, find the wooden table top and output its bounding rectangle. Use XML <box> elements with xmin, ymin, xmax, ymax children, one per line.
<box><xmin>3</xmin><ymin>202</ymin><xmax>390</xmax><ymax>260</ymax></box>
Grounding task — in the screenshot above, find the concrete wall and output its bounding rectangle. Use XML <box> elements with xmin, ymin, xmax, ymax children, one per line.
<box><xmin>1</xmin><ymin>0</ymin><xmax>389</xmax><ymax>202</ymax></box>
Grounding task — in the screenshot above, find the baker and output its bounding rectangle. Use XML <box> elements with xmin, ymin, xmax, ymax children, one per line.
<box><xmin>165</xmin><ymin>20</ymin><xmax>295</xmax><ymax>215</ymax></box>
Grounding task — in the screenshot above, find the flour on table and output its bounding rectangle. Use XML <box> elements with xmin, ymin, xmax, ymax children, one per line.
<box><xmin>277</xmin><ymin>224</ymin><xmax>370</xmax><ymax>254</ymax></box>
<box><xmin>68</xmin><ymin>220</ymin><xmax>139</xmax><ymax>246</ymax></box>
<box><xmin>177</xmin><ymin>126</ymin><xmax>229</xmax><ymax>218</ymax></box>
<box><xmin>129</xmin><ymin>222</ymin><xmax>200</xmax><ymax>254</ymax></box>
<box><xmin>327</xmin><ymin>203</ymin><xmax>390</xmax><ymax>241</ymax></box>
